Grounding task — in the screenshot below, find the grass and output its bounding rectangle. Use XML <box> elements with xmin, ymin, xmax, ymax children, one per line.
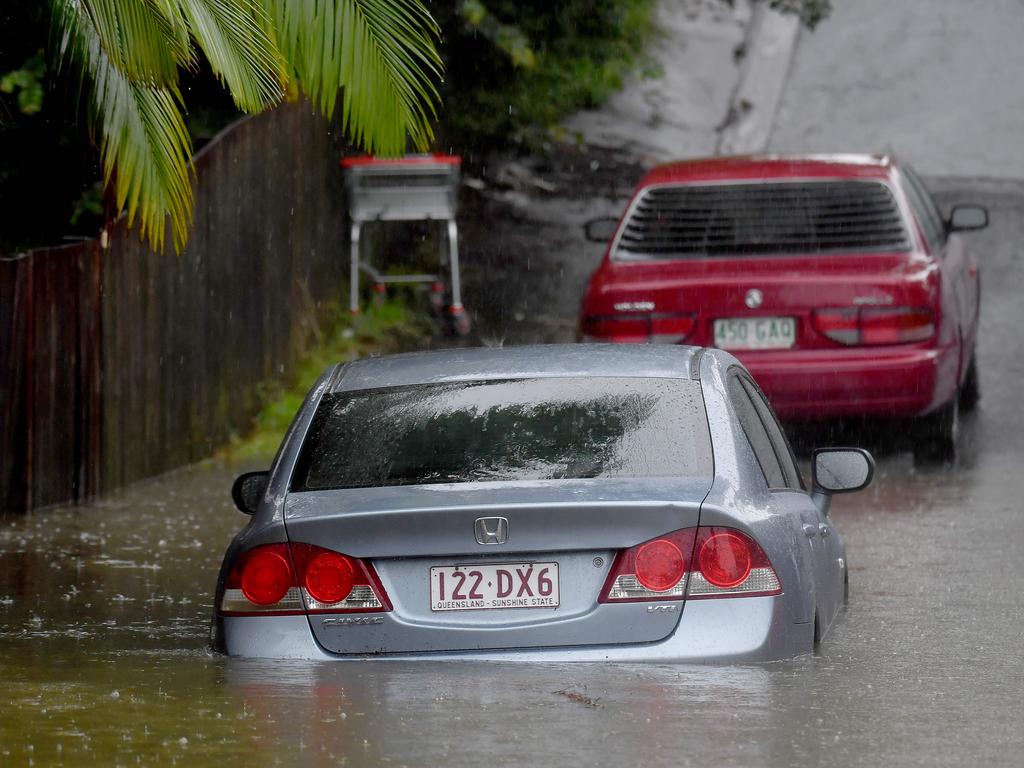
<box><xmin>223</xmin><ymin>298</ymin><xmax>432</xmax><ymax>461</ymax></box>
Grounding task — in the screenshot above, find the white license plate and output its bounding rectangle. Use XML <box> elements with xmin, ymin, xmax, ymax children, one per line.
<box><xmin>713</xmin><ymin>316</ymin><xmax>796</xmax><ymax>350</ymax></box>
<box><xmin>429</xmin><ymin>562</ymin><xmax>560</xmax><ymax>611</ymax></box>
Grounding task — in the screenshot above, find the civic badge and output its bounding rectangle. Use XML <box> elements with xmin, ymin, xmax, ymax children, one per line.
<box><xmin>744</xmin><ymin>288</ymin><xmax>763</xmax><ymax>309</ymax></box>
<box><xmin>474</xmin><ymin>517</ymin><xmax>509</xmax><ymax>545</ymax></box>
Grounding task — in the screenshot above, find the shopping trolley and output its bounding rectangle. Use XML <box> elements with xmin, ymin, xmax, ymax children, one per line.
<box><xmin>341</xmin><ymin>154</ymin><xmax>469</xmax><ymax>335</ymax></box>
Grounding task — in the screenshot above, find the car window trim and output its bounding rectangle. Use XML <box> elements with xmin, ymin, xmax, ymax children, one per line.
<box><xmin>727</xmin><ymin>370</ymin><xmax>785</xmax><ymax>490</ymax></box>
<box><xmin>739</xmin><ymin>375</ymin><xmax>805</xmax><ymax>491</ymax></box>
<box><xmin>901</xmin><ymin>167</ymin><xmax>946</xmax><ymax>252</ymax></box>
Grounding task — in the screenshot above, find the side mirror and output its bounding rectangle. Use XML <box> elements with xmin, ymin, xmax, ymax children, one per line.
<box><xmin>948</xmin><ymin>205</ymin><xmax>989</xmax><ymax>232</ymax></box>
<box><xmin>583</xmin><ymin>217</ymin><xmax>619</xmax><ymax>243</ymax></box>
<box><xmin>812</xmin><ymin>448</ymin><xmax>874</xmax><ymax>494</ymax></box>
<box><xmin>231</xmin><ymin>471</ymin><xmax>269</xmax><ymax>515</ymax></box>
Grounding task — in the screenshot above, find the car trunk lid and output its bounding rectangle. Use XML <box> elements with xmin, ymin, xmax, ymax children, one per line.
<box><xmin>584</xmin><ymin>251</ymin><xmax>936</xmax><ymax>350</ymax></box>
<box><xmin>284</xmin><ymin>477</ymin><xmax>709</xmax><ymax>654</ymax></box>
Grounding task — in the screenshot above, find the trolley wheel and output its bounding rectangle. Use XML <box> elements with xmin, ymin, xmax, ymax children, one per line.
<box><xmin>449</xmin><ymin>306</ymin><xmax>471</xmax><ymax>337</ymax></box>
<box><xmin>428</xmin><ymin>281</ymin><xmax>446</xmax><ymax>315</ymax></box>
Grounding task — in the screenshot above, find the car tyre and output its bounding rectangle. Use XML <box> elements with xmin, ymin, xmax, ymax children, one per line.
<box><xmin>959</xmin><ymin>353</ymin><xmax>980</xmax><ymax>412</ymax></box>
<box><xmin>913</xmin><ymin>396</ymin><xmax>959</xmax><ymax>464</ymax></box>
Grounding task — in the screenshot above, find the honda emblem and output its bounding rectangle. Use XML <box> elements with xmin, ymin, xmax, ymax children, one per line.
<box><xmin>474</xmin><ymin>517</ymin><xmax>509</xmax><ymax>545</ymax></box>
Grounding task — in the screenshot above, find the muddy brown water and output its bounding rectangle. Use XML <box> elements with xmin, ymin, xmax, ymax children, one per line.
<box><xmin>3</xmin><ymin>180</ymin><xmax>1023</xmax><ymax>765</ymax></box>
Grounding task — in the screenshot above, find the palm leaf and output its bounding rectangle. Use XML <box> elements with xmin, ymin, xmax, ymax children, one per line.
<box><xmin>54</xmin><ymin>0</ymin><xmax>194</xmax><ymax>252</ymax></box>
<box><xmin>74</xmin><ymin>0</ymin><xmax>194</xmax><ymax>85</ymax></box>
<box><xmin>51</xmin><ymin>0</ymin><xmax>442</xmax><ymax>252</ymax></box>
<box><xmin>178</xmin><ymin>0</ymin><xmax>285</xmax><ymax>111</ymax></box>
<box><xmin>267</xmin><ymin>0</ymin><xmax>441</xmax><ymax>155</ymax></box>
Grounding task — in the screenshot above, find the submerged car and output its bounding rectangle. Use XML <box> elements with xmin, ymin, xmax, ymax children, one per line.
<box><xmin>578</xmin><ymin>154</ymin><xmax>988</xmax><ymax>460</ymax></box>
<box><xmin>212</xmin><ymin>345</ymin><xmax>872</xmax><ymax>662</ymax></box>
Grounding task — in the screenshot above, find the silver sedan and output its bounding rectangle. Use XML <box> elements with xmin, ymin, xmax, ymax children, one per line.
<box><xmin>212</xmin><ymin>344</ymin><xmax>872</xmax><ymax>662</ymax></box>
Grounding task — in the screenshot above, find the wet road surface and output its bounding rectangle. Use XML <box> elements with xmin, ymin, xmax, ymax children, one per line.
<box><xmin>2</xmin><ymin>179</ymin><xmax>1023</xmax><ymax>765</ymax></box>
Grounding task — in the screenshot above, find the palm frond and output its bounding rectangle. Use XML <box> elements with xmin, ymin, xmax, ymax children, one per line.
<box><xmin>267</xmin><ymin>0</ymin><xmax>442</xmax><ymax>155</ymax></box>
<box><xmin>50</xmin><ymin>0</ymin><xmax>442</xmax><ymax>253</ymax></box>
<box><xmin>55</xmin><ymin>0</ymin><xmax>194</xmax><ymax>252</ymax></box>
<box><xmin>65</xmin><ymin>0</ymin><xmax>194</xmax><ymax>85</ymax></box>
<box><xmin>178</xmin><ymin>0</ymin><xmax>285</xmax><ymax>111</ymax></box>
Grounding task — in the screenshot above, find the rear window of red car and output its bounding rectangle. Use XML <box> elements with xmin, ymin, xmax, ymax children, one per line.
<box><xmin>616</xmin><ymin>180</ymin><xmax>910</xmax><ymax>258</ymax></box>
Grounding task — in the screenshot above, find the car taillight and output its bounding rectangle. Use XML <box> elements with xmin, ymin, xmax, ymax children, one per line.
<box><xmin>241</xmin><ymin>547</ymin><xmax>293</xmax><ymax>606</ymax></box>
<box><xmin>600</xmin><ymin>529</ymin><xmax>695</xmax><ymax>601</ymax></box>
<box><xmin>220</xmin><ymin>543</ymin><xmax>391</xmax><ymax>615</ymax></box>
<box><xmin>813</xmin><ymin>306</ymin><xmax>934</xmax><ymax>345</ymax></box>
<box><xmin>686</xmin><ymin>527</ymin><xmax>781</xmax><ymax>598</ymax></box>
<box><xmin>290</xmin><ymin>543</ymin><xmax>392</xmax><ymax>613</ymax></box>
<box><xmin>599</xmin><ymin>527</ymin><xmax>781</xmax><ymax>603</ymax></box>
<box><xmin>635</xmin><ymin>539</ymin><xmax>686</xmax><ymax>591</ymax></box>
<box><xmin>303</xmin><ymin>551</ymin><xmax>355</xmax><ymax>604</ymax></box>
<box><xmin>859</xmin><ymin>307</ymin><xmax>934</xmax><ymax>344</ymax></box>
<box><xmin>580</xmin><ymin>312</ymin><xmax>695</xmax><ymax>344</ymax></box>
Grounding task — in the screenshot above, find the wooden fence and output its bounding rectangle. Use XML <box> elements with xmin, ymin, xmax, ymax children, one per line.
<box><xmin>1</xmin><ymin>101</ymin><xmax>348</xmax><ymax>515</ymax></box>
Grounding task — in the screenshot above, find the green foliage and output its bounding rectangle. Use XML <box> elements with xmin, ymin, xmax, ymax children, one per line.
<box><xmin>764</xmin><ymin>0</ymin><xmax>832</xmax><ymax>29</ymax></box>
<box><xmin>457</xmin><ymin>0</ymin><xmax>535</xmax><ymax>69</ymax></box>
<box><xmin>227</xmin><ymin>299</ymin><xmax>431</xmax><ymax>460</ymax></box>
<box><xmin>0</xmin><ymin>2</ymin><xmax>108</xmax><ymax>254</ymax></box>
<box><xmin>438</xmin><ymin>0</ymin><xmax>658</xmax><ymax>151</ymax></box>
<box><xmin>50</xmin><ymin>0</ymin><xmax>442</xmax><ymax>253</ymax></box>
<box><xmin>266</xmin><ymin>0</ymin><xmax>442</xmax><ymax>151</ymax></box>
<box><xmin>69</xmin><ymin>182</ymin><xmax>104</xmax><ymax>226</ymax></box>
<box><xmin>0</xmin><ymin>51</ymin><xmax>46</xmax><ymax>114</ymax></box>
<box><xmin>54</xmin><ymin>0</ymin><xmax>196</xmax><ymax>252</ymax></box>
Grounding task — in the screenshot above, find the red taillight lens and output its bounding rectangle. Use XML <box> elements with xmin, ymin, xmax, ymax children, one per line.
<box><xmin>813</xmin><ymin>306</ymin><xmax>934</xmax><ymax>345</ymax></box>
<box><xmin>812</xmin><ymin>308</ymin><xmax>859</xmax><ymax>344</ymax></box>
<box><xmin>600</xmin><ymin>528</ymin><xmax>695</xmax><ymax>602</ymax></box>
<box><xmin>580</xmin><ymin>312</ymin><xmax>695</xmax><ymax>344</ymax></box>
<box><xmin>687</xmin><ymin>527</ymin><xmax>781</xmax><ymax>599</ymax></box>
<box><xmin>240</xmin><ymin>548</ymin><xmax>292</xmax><ymax>605</ymax></box>
<box><xmin>859</xmin><ymin>307</ymin><xmax>934</xmax><ymax>344</ymax></box>
<box><xmin>221</xmin><ymin>543</ymin><xmax>391</xmax><ymax>615</ymax></box>
<box><xmin>697</xmin><ymin>532</ymin><xmax>752</xmax><ymax>588</ymax></box>
<box><xmin>304</xmin><ymin>551</ymin><xmax>355</xmax><ymax>604</ymax></box>
<box><xmin>648</xmin><ymin>313</ymin><xmax>695</xmax><ymax>342</ymax></box>
<box><xmin>635</xmin><ymin>539</ymin><xmax>685</xmax><ymax>591</ymax></box>
<box><xmin>581</xmin><ymin>314</ymin><xmax>649</xmax><ymax>342</ymax></box>
<box><xmin>600</xmin><ymin>527</ymin><xmax>781</xmax><ymax>603</ymax></box>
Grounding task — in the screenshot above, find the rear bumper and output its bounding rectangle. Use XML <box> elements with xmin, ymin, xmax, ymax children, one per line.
<box><xmin>737</xmin><ymin>343</ymin><xmax>960</xmax><ymax>419</ymax></box>
<box><xmin>219</xmin><ymin>594</ymin><xmax>813</xmax><ymax>663</ymax></box>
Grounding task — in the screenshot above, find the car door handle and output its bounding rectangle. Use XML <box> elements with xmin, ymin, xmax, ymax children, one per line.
<box><xmin>819</xmin><ymin>524</ymin><xmax>831</xmax><ymax>538</ymax></box>
<box><xmin>803</xmin><ymin>524</ymin><xmax>818</xmax><ymax>538</ymax></box>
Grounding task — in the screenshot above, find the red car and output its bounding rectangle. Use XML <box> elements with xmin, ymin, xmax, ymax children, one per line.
<box><xmin>579</xmin><ymin>154</ymin><xmax>988</xmax><ymax>460</ymax></box>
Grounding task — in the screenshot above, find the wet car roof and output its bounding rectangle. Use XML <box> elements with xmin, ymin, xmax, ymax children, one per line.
<box><xmin>640</xmin><ymin>153</ymin><xmax>895</xmax><ymax>186</ymax></box>
<box><xmin>329</xmin><ymin>344</ymin><xmax>703</xmax><ymax>393</ymax></box>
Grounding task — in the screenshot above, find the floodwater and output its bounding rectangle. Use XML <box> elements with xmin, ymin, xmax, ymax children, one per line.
<box><xmin>3</xmin><ymin>180</ymin><xmax>1024</xmax><ymax>766</ymax></box>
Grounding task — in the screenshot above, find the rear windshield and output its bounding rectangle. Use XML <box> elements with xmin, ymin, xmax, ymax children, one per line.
<box><xmin>616</xmin><ymin>180</ymin><xmax>910</xmax><ymax>259</ymax></box>
<box><xmin>290</xmin><ymin>377</ymin><xmax>712</xmax><ymax>491</ymax></box>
